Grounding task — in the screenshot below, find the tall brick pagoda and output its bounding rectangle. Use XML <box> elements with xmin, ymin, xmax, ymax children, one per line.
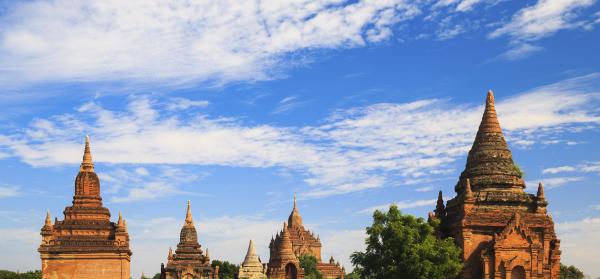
<box><xmin>432</xmin><ymin>91</ymin><xmax>561</xmax><ymax>279</ymax></box>
<box><xmin>268</xmin><ymin>195</ymin><xmax>344</xmax><ymax>279</ymax></box>
<box><xmin>161</xmin><ymin>201</ymin><xmax>218</xmax><ymax>279</ymax></box>
<box><xmin>38</xmin><ymin>136</ymin><xmax>131</xmax><ymax>279</ymax></box>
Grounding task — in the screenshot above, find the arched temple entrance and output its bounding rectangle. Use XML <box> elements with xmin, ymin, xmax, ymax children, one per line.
<box><xmin>285</xmin><ymin>263</ymin><xmax>298</xmax><ymax>279</ymax></box>
<box><xmin>511</xmin><ymin>266</ymin><xmax>526</xmax><ymax>279</ymax></box>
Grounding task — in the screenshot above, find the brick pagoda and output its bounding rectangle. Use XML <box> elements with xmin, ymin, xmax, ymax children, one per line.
<box><xmin>432</xmin><ymin>91</ymin><xmax>561</xmax><ymax>279</ymax></box>
<box><xmin>268</xmin><ymin>195</ymin><xmax>344</xmax><ymax>279</ymax></box>
<box><xmin>238</xmin><ymin>239</ymin><xmax>267</xmax><ymax>279</ymax></box>
<box><xmin>38</xmin><ymin>136</ymin><xmax>131</xmax><ymax>279</ymax></box>
<box><xmin>161</xmin><ymin>201</ymin><xmax>218</xmax><ymax>279</ymax></box>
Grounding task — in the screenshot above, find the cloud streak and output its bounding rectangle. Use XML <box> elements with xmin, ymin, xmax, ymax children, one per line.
<box><xmin>0</xmin><ymin>75</ymin><xmax>599</xmax><ymax>199</ymax></box>
<box><xmin>0</xmin><ymin>0</ymin><xmax>420</xmax><ymax>86</ymax></box>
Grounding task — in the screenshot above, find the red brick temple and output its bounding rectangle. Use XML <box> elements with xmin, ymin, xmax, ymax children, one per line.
<box><xmin>38</xmin><ymin>136</ymin><xmax>131</xmax><ymax>279</ymax></box>
<box><xmin>432</xmin><ymin>91</ymin><xmax>561</xmax><ymax>279</ymax></box>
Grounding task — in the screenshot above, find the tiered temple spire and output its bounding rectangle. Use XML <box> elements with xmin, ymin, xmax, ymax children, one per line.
<box><xmin>434</xmin><ymin>91</ymin><xmax>561</xmax><ymax>279</ymax></box>
<box><xmin>458</xmin><ymin>90</ymin><xmax>525</xmax><ymax>193</ymax></box>
<box><xmin>39</xmin><ymin>136</ymin><xmax>131</xmax><ymax>279</ymax></box>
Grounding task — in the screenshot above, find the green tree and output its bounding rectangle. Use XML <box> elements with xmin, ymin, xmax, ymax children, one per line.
<box><xmin>350</xmin><ymin>205</ymin><xmax>462</xmax><ymax>279</ymax></box>
<box><xmin>299</xmin><ymin>255</ymin><xmax>323</xmax><ymax>279</ymax></box>
<box><xmin>0</xmin><ymin>270</ymin><xmax>41</xmax><ymax>279</ymax></box>
<box><xmin>211</xmin><ymin>260</ymin><xmax>239</xmax><ymax>279</ymax></box>
<box><xmin>344</xmin><ymin>268</ymin><xmax>361</xmax><ymax>279</ymax></box>
<box><xmin>151</xmin><ymin>273</ymin><xmax>161</xmax><ymax>279</ymax></box>
<box><xmin>559</xmin><ymin>264</ymin><xmax>585</xmax><ymax>279</ymax></box>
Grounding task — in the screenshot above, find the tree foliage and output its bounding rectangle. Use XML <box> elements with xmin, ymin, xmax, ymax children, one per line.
<box><xmin>0</xmin><ymin>270</ymin><xmax>41</xmax><ymax>279</ymax></box>
<box><xmin>350</xmin><ymin>205</ymin><xmax>462</xmax><ymax>279</ymax></box>
<box><xmin>560</xmin><ymin>264</ymin><xmax>585</xmax><ymax>279</ymax></box>
<box><xmin>211</xmin><ymin>260</ymin><xmax>239</xmax><ymax>279</ymax></box>
<box><xmin>299</xmin><ymin>255</ymin><xmax>323</xmax><ymax>279</ymax></box>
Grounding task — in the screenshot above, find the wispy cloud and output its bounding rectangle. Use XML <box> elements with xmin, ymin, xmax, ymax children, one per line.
<box><xmin>271</xmin><ymin>96</ymin><xmax>311</xmax><ymax>115</ymax></box>
<box><xmin>489</xmin><ymin>0</ymin><xmax>598</xmax><ymax>61</ymax></box>
<box><xmin>0</xmin><ymin>75</ymin><xmax>599</xmax><ymax>198</ymax></box>
<box><xmin>107</xmin><ymin>166</ymin><xmax>209</xmax><ymax>203</ymax></box>
<box><xmin>166</xmin><ymin>98</ymin><xmax>209</xmax><ymax>111</ymax></box>
<box><xmin>489</xmin><ymin>0</ymin><xmax>597</xmax><ymax>41</ymax></box>
<box><xmin>496</xmin><ymin>43</ymin><xmax>544</xmax><ymax>61</ymax></box>
<box><xmin>543</xmin><ymin>161</ymin><xmax>600</xmax><ymax>174</ymax></box>
<box><xmin>0</xmin><ymin>186</ymin><xmax>21</xmax><ymax>198</ymax></box>
<box><xmin>358</xmin><ymin>199</ymin><xmax>437</xmax><ymax>214</ymax></box>
<box><xmin>527</xmin><ymin>176</ymin><xmax>585</xmax><ymax>189</ymax></box>
<box><xmin>0</xmin><ymin>0</ymin><xmax>421</xmax><ymax>86</ymax></box>
<box><xmin>415</xmin><ymin>186</ymin><xmax>434</xmax><ymax>192</ymax></box>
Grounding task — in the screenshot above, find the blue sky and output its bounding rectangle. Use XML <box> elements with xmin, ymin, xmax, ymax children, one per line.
<box><xmin>0</xmin><ymin>0</ymin><xmax>600</xmax><ymax>277</ymax></box>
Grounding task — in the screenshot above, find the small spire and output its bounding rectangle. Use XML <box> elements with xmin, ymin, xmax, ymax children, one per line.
<box><xmin>465</xmin><ymin>178</ymin><xmax>473</xmax><ymax>198</ymax></box>
<box><xmin>487</xmin><ymin>90</ymin><xmax>494</xmax><ymax>105</ymax></box>
<box><xmin>168</xmin><ymin>247</ymin><xmax>173</xmax><ymax>260</ymax></box>
<box><xmin>185</xmin><ymin>200</ymin><xmax>194</xmax><ymax>225</ymax></box>
<box><xmin>117</xmin><ymin>211</ymin><xmax>124</xmax><ymax>226</ymax></box>
<box><xmin>537</xmin><ymin>182</ymin><xmax>545</xmax><ymax>199</ymax></box>
<box><xmin>205</xmin><ymin>248</ymin><xmax>210</xmax><ymax>260</ymax></box>
<box><xmin>80</xmin><ymin>135</ymin><xmax>95</xmax><ymax>171</ymax></box>
<box><xmin>293</xmin><ymin>192</ymin><xmax>297</xmax><ymax>209</ymax></box>
<box><xmin>45</xmin><ymin>211</ymin><xmax>52</xmax><ymax>227</ymax></box>
<box><xmin>123</xmin><ymin>220</ymin><xmax>128</xmax><ymax>232</ymax></box>
<box><xmin>246</xmin><ymin>239</ymin><xmax>256</xmax><ymax>258</ymax></box>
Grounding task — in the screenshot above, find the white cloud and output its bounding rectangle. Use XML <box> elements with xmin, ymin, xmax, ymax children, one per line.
<box><xmin>0</xmin><ymin>186</ymin><xmax>21</xmax><ymax>198</ymax></box>
<box><xmin>415</xmin><ymin>186</ymin><xmax>434</xmax><ymax>192</ymax></box>
<box><xmin>556</xmin><ymin>217</ymin><xmax>600</xmax><ymax>277</ymax></box>
<box><xmin>497</xmin><ymin>43</ymin><xmax>544</xmax><ymax>60</ymax></box>
<box><xmin>456</xmin><ymin>0</ymin><xmax>484</xmax><ymax>12</ymax></box>
<box><xmin>1</xmin><ymin>75</ymin><xmax>599</xmax><ymax>198</ymax></box>
<box><xmin>166</xmin><ymin>98</ymin><xmax>209</xmax><ymax>111</ymax></box>
<box><xmin>358</xmin><ymin>199</ymin><xmax>437</xmax><ymax>214</ymax></box>
<box><xmin>527</xmin><ymin>176</ymin><xmax>584</xmax><ymax>189</ymax></box>
<box><xmin>104</xmin><ymin>166</ymin><xmax>208</xmax><ymax>203</ymax></box>
<box><xmin>271</xmin><ymin>96</ymin><xmax>311</xmax><ymax>115</ymax></box>
<box><xmin>542</xmin><ymin>161</ymin><xmax>600</xmax><ymax>174</ymax></box>
<box><xmin>0</xmin><ymin>0</ymin><xmax>421</xmax><ymax>86</ymax></box>
<box><xmin>489</xmin><ymin>0</ymin><xmax>597</xmax><ymax>41</ymax></box>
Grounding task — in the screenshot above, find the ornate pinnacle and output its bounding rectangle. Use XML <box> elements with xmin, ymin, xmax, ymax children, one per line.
<box><xmin>205</xmin><ymin>248</ymin><xmax>210</xmax><ymax>260</ymax></box>
<box><xmin>465</xmin><ymin>178</ymin><xmax>473</xmax><ymax>198</ymax></box>
<box><xmin>435</xmin><ymin>191</ymin><xmax>444</xmax><ymax>214</ymax></box>
<box><xmin>168</xmin><ymin>247</ymin><xmax>173</xmax><ymax>260</ymax></box>
<box><xmin>45</xmin><ymin>211</ymin><xmax>52</xmax><ymax>227</ymax></box>
<box><xmin>537</xmin><ymin>182</ymin><xmax>545</xmax><ymax>200</ymax></box>
<box><xmin>246</xmin><ymin>239</ymin><xmax>256</xmax><ymax>258</ymax></box>
<box><xmin>185</xmin><ymin>200</ymin><xmax>194</xmax><ymax>225</ymax></box>
<box><xmin>293</xmin><ymin>192</ymin><xmax>297</xmax><ymax>208</ymax></box>
<box><xmin>80</xmin><ymin>135</ymin><xmax>95</xmax><ymax>172</ymax></box>
<box><xmin>117</xmin><ymin>211</ymin><xmax>124</xmax><ymax>227</ymax></box>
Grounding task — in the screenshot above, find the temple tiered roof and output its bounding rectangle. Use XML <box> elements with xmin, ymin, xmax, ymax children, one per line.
<box><xmin>457</xmin><ymin>90</ymin><xmax>526</xmax><ymax>193</ymax></box>
<box><xmin>163</xmin><ymin>201</ymin><xmax>216</xmax><ymax>278</ymax></box>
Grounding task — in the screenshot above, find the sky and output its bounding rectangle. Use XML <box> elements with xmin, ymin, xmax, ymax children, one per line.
<box><xmin>0</xmin><ymin>0</ymin><xmax>599</xmax><ymax>277</ymax></box>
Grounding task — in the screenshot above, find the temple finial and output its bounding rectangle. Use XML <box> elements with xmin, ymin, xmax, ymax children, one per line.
<box><xmin>487</xmin><ymin>90</ymin><xmax>495</xmax><ymax>105</ymax></box>
<box><xmin>45</xmin><ymin>211</ymin><xmax>52</xmax><ymax>227</ymax></box>
<box><xmin>465</xmin><ymin>178</ymin><xmax>473</xmax><ymax>198</ymax></box>
<box><xmin>435</xmin><ymin>190</ymin><xmax>445</xmax><ymax>216</ymax></box>
<box><xmin>118</xmin><ymin>211</ymin><xmax>124</xmax><ymax>226</ymax></box>
<box><xmin>168</xmin><ymin>247</ymin><xmax>173</xmax><ymax>260</ymax></box>
<box><xmin>293</xmin><ymin>192</ymin><xmax>297</xmax><ymax>208</ymax></box>
<box><xmin>80</xmin><ymin>135</ymin><xmax>94</xmax><ymax>171</ymax></box>
<box><xmin>185</xmin><ymin>200</ymin><xmax>193</xmax><ymax>225</ymax></box>
<box><xmin>537</xmin><ymin>182</ymin><xmax>545</xmax><ymax>199</ymax></box>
